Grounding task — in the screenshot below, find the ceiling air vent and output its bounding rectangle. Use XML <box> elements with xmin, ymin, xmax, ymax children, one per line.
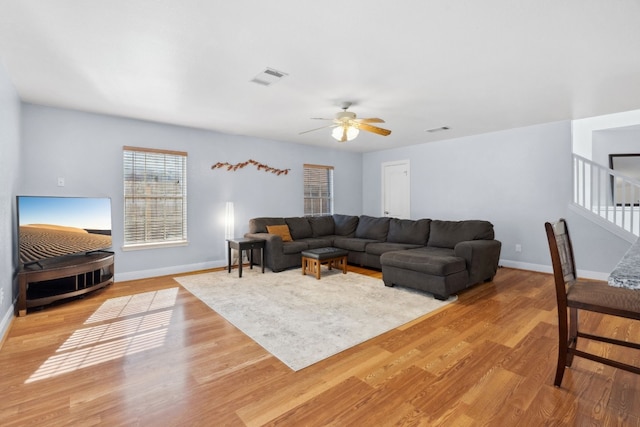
<box><xmin>426</xmin><ymin>126</ymin><xmax>450</xmax><ymax>133</ymax></box>
<box><xmin>250</xmin><ymin>67</ymin><xmax>288</xmax><ymax>86</ymax></box>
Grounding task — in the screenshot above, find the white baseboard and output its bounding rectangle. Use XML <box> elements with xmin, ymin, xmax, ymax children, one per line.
<box><xmin>499</xmin><ymin>259</ymin><xmax>552</xmax><ymax>274</ymax></box>
<box><xmin>499</xmin><ymin>259</ymin><xmax>610</xmax><ymax>281</ymax></box>
<box><xmin>576</xmin><ymin>269</ymin><xmax>611</xmax><ymax>281</ymax></box>
<box><xmin>0</xmin><ymin>302</ymin><xmax>15</xmax><ymax>345</ymax></box>
<box><xmin>115</xmin><ymin>259</ymin><xmax>227</xmax><ymax>282</ymax></box>
<box><xmin>117</xmin><ymin>257</ymin><xmax>611</xmax><ymax>284</ymax></box>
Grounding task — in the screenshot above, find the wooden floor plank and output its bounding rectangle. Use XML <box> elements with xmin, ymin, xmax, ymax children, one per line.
<box><xmin>0</xmin><ymin>266</ymin><xmax>639</xmax><ymax>426</ymax></box>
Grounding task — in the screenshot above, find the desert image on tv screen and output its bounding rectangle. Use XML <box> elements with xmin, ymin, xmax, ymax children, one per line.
<box><xmin>19</xmin><ymin>197</ymin><xmax>112</xmax><ymax>265</ymax></box>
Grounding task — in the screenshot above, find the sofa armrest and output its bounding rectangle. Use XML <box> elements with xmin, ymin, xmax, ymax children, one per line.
<box><xmin>244</xmin><ymin>232</ymin><xmax>283</xmax><ymax>251</ymax></box>
<box><xmin>244</xmin><ymin>232</ymin><xmax>284</xmax><ymax>270</ymax></box>
<box><xmin>454</xmin><ymin>239</ymin><xmax>502</xmax><ymax>285</ymax></box>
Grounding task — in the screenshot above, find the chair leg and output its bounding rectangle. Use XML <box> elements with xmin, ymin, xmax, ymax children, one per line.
<box><xmin>554</xmin><ymin>306</ymin><xmax>569</xmax><ymax>387</ymax></box>
<box><xmin>566</xmin><ymin>307</ymin><xmax>578</xmax><ymax>367</ymax></box>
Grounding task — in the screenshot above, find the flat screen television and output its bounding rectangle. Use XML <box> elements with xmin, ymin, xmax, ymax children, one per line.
<box><xmin>17</xmin><ymin>196</ymin><xmax>112</xmax><ymax>267</ymax></box>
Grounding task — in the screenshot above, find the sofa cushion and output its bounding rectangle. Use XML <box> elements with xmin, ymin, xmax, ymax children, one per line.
<box><xmin>365</xmin><ymin>242</ymin><xmax>424</xmax><ymax>256</ymax></box>
<box><xmin>333</xmin><ymin>237</ymin><xmax>379</xmax><ymax>252</ymax></box>
<box><xmin>333</xmin><ymin>214</ymin><xmax>359</xmax><ymax>237</ymax></box>
<box><xmin>387</xmin><ymin>218</ymin><xmax>431</xmax><ymax>245</ymax></box>
<box><xmin>282</xmin><ymin>241</ymin><xmax>309</xmax><ymax>254</ymax></box>
<box><xmin>296</xmin><ymin>237</ymin><xmax>334</xmax><ymax>249</ymax></box>
<box><xmin>308</xmin><ymin>216</ymin><xmax>335</xmax><ymax>237</ymax></box>
<box><xmin>413</xmin><ymin>246</ymin><xmax>456</xmax><ymax>257</ymax></box>
<box><xmin>249</xmin><ymin>217</ymin><xmax>286</xmax><ymax>233</ymax></box>
<box><xmin>428</xmin><ymin>220</ymin><xmax>495</xmax><ymax>249</ymax></box>
<box><xmin>285</xmin><ymin>217</ymin><xmax>313</xmax><ymax>240</ymax></box>
<box><xmin>380</xmin><ymin>248</ymin><xmax>466</xmax><ymax>276</ymax></box>
<box><xmin>266</xmin><ymin>224</ymin><xmax>292</xmax><ymax>242</ymax></box>
<box><xmin>355</xmin><ymin>215</ymin><xmax>390</xmax><ymax>241</ymax></box>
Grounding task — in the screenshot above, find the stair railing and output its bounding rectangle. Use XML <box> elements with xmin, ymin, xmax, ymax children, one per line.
<box><xmin>573</xmin><ymin>153</ymin><xmax>640</xmax><ymax>236</ymax></box>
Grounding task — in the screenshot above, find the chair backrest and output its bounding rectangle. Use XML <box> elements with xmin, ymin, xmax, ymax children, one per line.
<box><xmin>545</xmin><ymin>219</ymin><xmax>577</xmax><ymax>306</ymax></box>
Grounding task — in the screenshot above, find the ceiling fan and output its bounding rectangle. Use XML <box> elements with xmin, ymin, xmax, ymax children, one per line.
<box><xmin>299</xmin><ymin>102</ymin><xmax>391</xmax><ymax>142</ymax></box>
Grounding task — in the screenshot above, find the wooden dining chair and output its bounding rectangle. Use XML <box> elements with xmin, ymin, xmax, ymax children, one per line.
<box><xmin>544</xmin><ymin>219</ymin><xmax>640</xmax><ymax>387</ymax></box>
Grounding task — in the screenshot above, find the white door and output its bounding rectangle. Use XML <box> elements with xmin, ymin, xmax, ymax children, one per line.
<box><xmin>382</xmin><ymin>160</ymin><xmax>410</xmax><ymax>218</ymax></box>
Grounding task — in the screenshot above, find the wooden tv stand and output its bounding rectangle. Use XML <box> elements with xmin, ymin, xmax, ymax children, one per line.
<box><xmin>17</xmin><ymin>252</ymin><xmax>114</xmax><ymax>316</ymax></box>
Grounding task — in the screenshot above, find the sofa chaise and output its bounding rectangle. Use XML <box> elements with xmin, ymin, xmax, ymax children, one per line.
<box><xmin>245</xmin><ymin>214</ymin><xmax>501</xmax><ymax>299</ymax></box>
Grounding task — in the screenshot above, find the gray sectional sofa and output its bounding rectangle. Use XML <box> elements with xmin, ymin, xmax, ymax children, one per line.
<box><xmin>245</xmin><ymin>214</ymin><xmax>501</xmax><ymax>299</ymax></box>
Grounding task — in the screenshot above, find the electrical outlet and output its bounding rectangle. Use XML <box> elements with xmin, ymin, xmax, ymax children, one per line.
<box><xmin>57</xmin><ymin>177</ymin><xmax>65</xmax><ymax>187</ymax></box>
<box><xmin>515</xmin><ymin>244</ymin><xmax>522</xmax><ymax>253</ymax></box>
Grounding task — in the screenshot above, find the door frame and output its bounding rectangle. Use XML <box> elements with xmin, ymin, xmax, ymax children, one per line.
<box><xmin>381</xmin><ymin>159</ymin><xmax>411</xmax><ymax>218</ymax></box>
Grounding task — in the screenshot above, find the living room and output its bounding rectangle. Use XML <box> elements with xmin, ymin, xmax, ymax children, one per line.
<box><xmin>1</xmin><ymin>1</ymin><xmax>640</xmax><ymax>424</ymax></box>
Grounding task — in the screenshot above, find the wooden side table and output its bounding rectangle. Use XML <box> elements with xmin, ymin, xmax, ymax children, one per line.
<box><xmin>227</xmin><ymin>238</ymin><xmax>265</xmax><ymax>278</ymax></box>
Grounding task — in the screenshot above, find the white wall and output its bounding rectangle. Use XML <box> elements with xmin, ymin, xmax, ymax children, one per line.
<box><xmin>592</xmin><ymin>127</ymin><xmax>640</xmax><ymax>167</ymax></box>
<box><xmin>363</xmin><ymin>121</ymin><xmax>631</xmax><ymax>278</ymax></box>
<box><xmin>20</xmin><ymin>104</ymin><xmax>363</xmax><ymax>281</ymax></box>
<box><xmin>12</xmin><ymin>102</ymin><xmax>634</xmax><ymax>316</ymax></box>
<box><xmin>572</xmin><ymin>109</ymin><xmax>640</xmax><ymax>159</ymax></box>
<box><xmin>0</xmin><ymin>61</ymin><xmax>21</xmax><ymax>340</ymax></box>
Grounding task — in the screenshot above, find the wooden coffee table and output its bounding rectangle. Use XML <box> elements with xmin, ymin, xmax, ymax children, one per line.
<box><xmin>301</xmin><ymin>247</ymin><xmax>348</xmax><ymax>280</ymax></box>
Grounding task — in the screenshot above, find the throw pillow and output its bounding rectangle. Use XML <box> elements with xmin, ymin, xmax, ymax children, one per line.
<box><xmin>266</xmin><ymin>224</ymin><xmax>293</xmax><ymax>242</ymax></box>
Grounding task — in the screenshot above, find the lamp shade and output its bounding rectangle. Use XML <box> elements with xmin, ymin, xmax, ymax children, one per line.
<box><xmin>224</xmin><ymin>201</ymin><xmax>234</xmax><ymax>240</ymax></box>
<box><xmin>331</xmin><ymin>125</ymin><xmax>359</xmax><ymax>142</ymax></box>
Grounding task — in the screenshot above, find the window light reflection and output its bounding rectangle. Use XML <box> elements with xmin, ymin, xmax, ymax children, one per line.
<box><xmin>85</xmin><ymin>288</ymin><xmax>178</xmax><ymax>323</ymax></box>
<box><xmin>25</xmin><ymin>288</ymin><xmax>178</xmax><ymax>384</ymax></box>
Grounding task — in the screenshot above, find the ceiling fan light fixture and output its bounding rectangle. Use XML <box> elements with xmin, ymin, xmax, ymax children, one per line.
<box><xmin>336</xmin><ymin>111</ymin><xmax>356</xmax><ymax>121</ymax></box>
<box><xmin>300</xmin><ymin>103</ymin><xmax>390</xmax><ymax>142</ymax></box>
<box><xmin>332</xmin><ymin>125</ymin><xmax>359</xmax><ymax>142</ymax></box>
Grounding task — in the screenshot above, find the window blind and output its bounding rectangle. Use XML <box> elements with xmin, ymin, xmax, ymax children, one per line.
<box><xmin>304</xmin><ymin>164</ymin><xmax>334</xmax><ymax>216</ymax></box>
<box><xmin>123</xmin><ymin>146</ymin><xmax>187</xmax><ymax>247</ymax></box>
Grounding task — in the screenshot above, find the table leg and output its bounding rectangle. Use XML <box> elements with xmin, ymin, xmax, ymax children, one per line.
<box><xmin>227</xmin><ymin>243</ymin><xmax>232</xmax><ymax>273</ymax></box>
<box><xmin>249</xmin><ymin>248</ymin><xmax>254</xmax><ymax>270</ymax></box>
<box><xmin>260</xmin><ymin>248</ymin><xmax>264</xmax><ymax>273</ymax></box>
<box><xmin>18</xmin><ymin>274</ymin><xmax>27</xmax><ymax>317</ymax></box>
<box><xmin>238</xmin><ymin>249</ymin><xmax>243</xmax><ymax>278</ymax></box>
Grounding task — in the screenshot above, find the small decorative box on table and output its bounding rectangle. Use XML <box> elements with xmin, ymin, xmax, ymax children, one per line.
<box><xmin>301</xmin><ymin>247</ymin><xmax>348</xmax><ymax>280</ymax></box>
<box><xmin>227</xmin><ymin>237</ymin><xmax>265</xmax><ymax>278</ymax></box>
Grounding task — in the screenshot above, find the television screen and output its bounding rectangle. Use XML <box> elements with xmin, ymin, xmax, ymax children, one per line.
<box><xmin>18</xmin><ymin>196</ymin><xmax>112</xmax><ymax>267</ymax></box>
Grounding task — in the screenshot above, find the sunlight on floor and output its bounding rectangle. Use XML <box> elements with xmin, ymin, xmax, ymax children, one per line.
<box><xmin>25</xmin><ymin>288</ymin><xmax>179</xmax><ymax>384</ymax></box>
<box><xmin>85</xmin><ymin>288</ymin><xmax>179</xmax><ymax>323</ymax></box>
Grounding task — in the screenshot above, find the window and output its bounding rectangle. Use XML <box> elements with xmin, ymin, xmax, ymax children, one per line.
<box><xmin>123</xmin><ymin>146</ymin><xmax>187</xmax><ymax>248</ymax></box>
<box><xmin>304</xmin><ymin>164</ymin><xmax>334</xmax><ymax>216</ymax></box>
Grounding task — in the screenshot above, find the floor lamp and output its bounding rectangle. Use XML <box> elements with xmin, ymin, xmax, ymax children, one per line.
<box><xmin>224</xmin><ymin>202</ymin><xmax>239</xmax><ymax>265</ymax></box>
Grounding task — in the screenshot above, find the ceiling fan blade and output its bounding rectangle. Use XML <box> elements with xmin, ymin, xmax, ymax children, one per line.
<box><xmin>354</xmin><ymin>117</ymin><xmax>385</xmax><ymax>124</ymax></box>
<box><xmin>299</xmin><ymin>124</ymin><xmax>338</xmax><ymax>135</ymax></box>
<box><xmin>357</xmin><ymin>122</ymin><xmax>392</xmax><ymax>136</ymax></box>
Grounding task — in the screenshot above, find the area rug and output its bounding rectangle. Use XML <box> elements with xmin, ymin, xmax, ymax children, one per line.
<box><xmin>174</xmin><ymin>268</ymin><xmax>456</xmax><ymax>371</ymax></box>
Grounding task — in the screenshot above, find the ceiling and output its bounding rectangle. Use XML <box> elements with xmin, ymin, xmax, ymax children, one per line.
<box><xmin>1</xmin><ymin>1</ymin><xmax>640</xmax><ymax>153</ymax></box>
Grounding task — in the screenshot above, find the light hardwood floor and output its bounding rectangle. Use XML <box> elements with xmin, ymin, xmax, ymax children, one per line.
<box><xmin>1</xmin><ymin>266</ymin><xmax>639</xmax><ymax>426</ymax></box>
